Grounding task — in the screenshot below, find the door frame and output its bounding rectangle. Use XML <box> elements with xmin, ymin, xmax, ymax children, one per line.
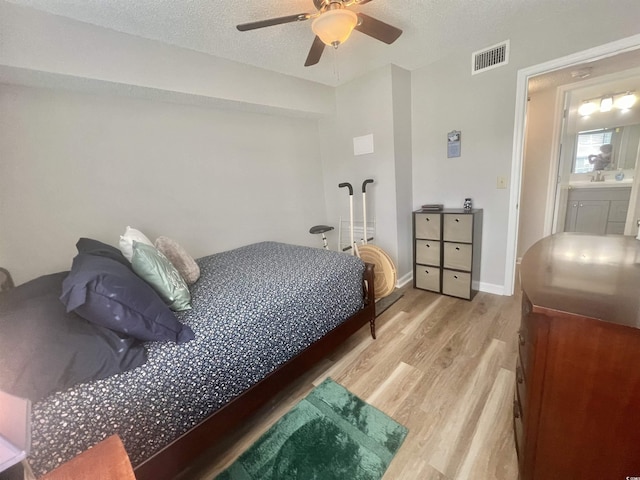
<box><xmin>504</xmin><ymin>33</ymin><xmax>640</xmax><ymax>295</ymax></box>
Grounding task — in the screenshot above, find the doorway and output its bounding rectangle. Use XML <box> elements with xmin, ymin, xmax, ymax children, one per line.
<box><xmin>504</xmin><ymin>33</ymin><xmax>640</xmax><ymax>295</ymax></box>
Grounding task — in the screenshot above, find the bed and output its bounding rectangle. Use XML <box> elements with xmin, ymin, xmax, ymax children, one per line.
<box><xmin>0</xmin><ymin>240</ymin><xmax>375</xmax><ymax>479</ymax></box>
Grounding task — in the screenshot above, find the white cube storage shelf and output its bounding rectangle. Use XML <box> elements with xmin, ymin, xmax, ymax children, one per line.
<box><xmin>413</xmin><ymin>209</ymin><xmax>482</xmax><ymax>300</ymax></box>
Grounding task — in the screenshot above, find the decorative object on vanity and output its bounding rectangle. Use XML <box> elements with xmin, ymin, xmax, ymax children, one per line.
<box><xmin>412</xmin><ymin>208</ymin><xmax>482</xmax><ymax>300</ymax></box>
<box><xmin>516</xmin><ymin>233</ymin><xmax>640</xmax><ymax>479</ymax></box>
<box><xmin>214</xmin><ymin>378</ymin><xmax>407</xmax><ymax>480</ymax></box>
<box><xmin>463</xmin><ymin>198</ymin><xmax>472</xmax><ymax>210</ymax></box>
<box><xmin>236</xmin><ymin>0</ymin><xmax>402</xmax><ymax>67</ymax></box>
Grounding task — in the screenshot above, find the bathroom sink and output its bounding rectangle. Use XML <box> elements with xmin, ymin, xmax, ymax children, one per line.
<box><xmin>568</xmin><ymin>179</ymin><xmax>633</xmax><ymax>188</ymax></box>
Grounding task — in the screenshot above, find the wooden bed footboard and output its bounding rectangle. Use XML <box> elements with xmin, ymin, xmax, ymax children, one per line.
<box><xmin>133</xmin><ymin>263</ymin><xmax>376</xmax><ymax>480</ymax></box>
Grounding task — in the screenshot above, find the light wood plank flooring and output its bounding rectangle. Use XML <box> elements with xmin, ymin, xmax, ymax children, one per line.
<box><xmin>179</xmin><ymin>286</ymin><xmax>521</xmax><ymax>480</ymax></box>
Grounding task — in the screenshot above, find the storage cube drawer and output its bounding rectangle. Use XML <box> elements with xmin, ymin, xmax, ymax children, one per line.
<box><xmin>443</xmin><ymin>214</ymin><xmax>473</xmax><ymax>243</ymax></box>
<box><xmin>442</xmin><ymin>269</ymin><xmax>471</xmax><ymax>299</ymax></box>
<box><xmin>415</xmin><ymin>266</ymin><xmax>441</xmax><ymax>292</ymax></box>
<box><xmin>443</xmin><ymin>242</ymin><xmax>472</xmax><ymax>271</ymax></box>
<box><xmin>416</xmin><ymin>240</ymin><xmax>441</xmax><ymax>266</ymax></box>
<box><xmin>415</xmin><ymin>213</ymin><xmax>441</xmax><ymax>240</ymax></box>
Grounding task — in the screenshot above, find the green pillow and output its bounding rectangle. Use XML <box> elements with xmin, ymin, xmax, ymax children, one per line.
<box><xmin>131</xmin><ymin>241</ymin><xmax>192</xmax><ymax>311</ymax></box>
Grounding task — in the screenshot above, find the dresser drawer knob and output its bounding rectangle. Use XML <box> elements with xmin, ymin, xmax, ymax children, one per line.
<box><xmin>425</xmin><ymin>217</ymin><xmax>430</xmax><ymax>222</ymax></box>
<box><xmin>455</xmin><ymin>218</ymin><xmax>460</xmax><ymax>222</ymax></box>
<box><xmin>454</xmin><ymin>275</ymin><xmax>459</xmax><ymax>279</ymax></box>
<box><xmin>455</xmin><ymin>246</ymin><xmax>460</xmax><ymax>251</ymax></box>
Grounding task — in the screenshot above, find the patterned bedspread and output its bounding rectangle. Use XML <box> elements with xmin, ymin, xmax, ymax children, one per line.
<box><xmin>29</xmin><ymin>242</ymin><xmax>365</xmax><ymax>475</ymax></box>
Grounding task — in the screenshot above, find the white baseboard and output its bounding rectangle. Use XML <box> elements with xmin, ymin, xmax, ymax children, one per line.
<box><xmin>478</xmin><ymin>281</ymin><xmax>506</xmax><ymax>296</ymax></box>
<box><xmin>397</xmin><ymin>274</ymin><xmax>507</xmax><ymax>296</ymax></box>
<box><xmin>396</xmin><ymin>271</ymin><xmax>413</xmax><ymax>288</ymax></box>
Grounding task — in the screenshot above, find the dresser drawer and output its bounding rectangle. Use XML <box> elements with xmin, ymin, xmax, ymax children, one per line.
<box><xmin>443</xmin><ymin>242</ymin><xmax>472</xmax><ymax>271</ymax></box>
<box><xmin>442</xmin><ymin>269</ymin><xmax>471</xmax><ymax>299</ymax></box>
<box><xmin>415</xmin><ymin>213</ymin><xmax>441</xmax><ymax>240</ymax></box>
<box><xmin>443</xmin><ymin>213</ymin><xmax>473</xmax><ymax>243</ymax></box>
<box><xmin>416</xmin><ymin>240</ymin><xmax>441</xmax><ymax>266</ymax></box>
<box><xmin>415</xmin><ymin>265</ymin><xmax>441</xmax><ymax>292</ymax></box>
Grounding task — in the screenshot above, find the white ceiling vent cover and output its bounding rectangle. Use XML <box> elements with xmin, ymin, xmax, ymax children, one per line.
<box><xmin>472</xmin><ymin>40</ymin><xmax>510</xmax><ymax>75</ymax></box>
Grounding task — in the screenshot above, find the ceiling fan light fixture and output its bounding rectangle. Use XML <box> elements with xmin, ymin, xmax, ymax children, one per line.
<box><xmin>312</xmin><ymin>9</ymin><xmax>358</xmax><ymax>47</ymax></box>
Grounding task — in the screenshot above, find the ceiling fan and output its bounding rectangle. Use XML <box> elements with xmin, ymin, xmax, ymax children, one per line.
<box><xmin>236</xmin><ymin>0</ymin><xmax>402</xmax><ymax>67</ymax></box>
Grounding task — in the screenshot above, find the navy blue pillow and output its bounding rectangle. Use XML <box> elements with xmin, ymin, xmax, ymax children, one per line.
<box><xmin>60</xmin><ymin>254</ymin><xmax>194</xmax><ymax>343</ymax></box>
<box><xmin>0</xmin><ymin>272</ymin><xmax>147</xmax><ymax>402</ymax></box>
<box><xmin>76</xmin><ymin>237</ymin><xmax>131</xmax><ymax>269</ymax></box>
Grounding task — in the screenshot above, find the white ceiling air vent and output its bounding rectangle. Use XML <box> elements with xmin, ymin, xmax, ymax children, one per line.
<box><xmin>472</xmin><ymin>40</ymin><xmax>510</xmax><ymax>75</ymax></box>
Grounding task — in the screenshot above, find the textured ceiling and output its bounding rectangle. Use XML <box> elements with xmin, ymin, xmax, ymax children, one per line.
<box><xmin>3</xmin><ymin>0</ymin><xmax>594</xmax><ymax>86</ymax></box>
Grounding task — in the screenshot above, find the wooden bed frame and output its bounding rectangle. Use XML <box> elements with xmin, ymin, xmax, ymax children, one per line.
<box><xmin>133</xmin><ymin>263</ymin><xmax>376</xmax><ymax>480</ymax></box>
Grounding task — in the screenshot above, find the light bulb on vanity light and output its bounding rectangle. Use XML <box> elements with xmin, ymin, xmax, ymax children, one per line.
<box><xmin>600</xmin><ymin>96</ymin><xmax>613</xmax><ymax>112</ymax></box>
<box><xmin>616</xmin><ymin>92</ymin><xmax>637</xmax><ymax>111</ymax></box>
<box><xmin>578</xmin><ymin>101</ymin><xmax>597</xmax><ymax>117</ymax></box>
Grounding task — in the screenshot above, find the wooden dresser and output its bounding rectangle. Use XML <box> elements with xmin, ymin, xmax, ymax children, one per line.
<box><xmin>516</xmin><ymin>233</ymin><xmax>640</xmax><ymax>480</ymax></box>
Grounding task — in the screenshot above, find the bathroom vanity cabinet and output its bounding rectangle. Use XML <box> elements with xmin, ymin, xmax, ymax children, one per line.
<box><xmin>563</xmin><ymin>186</ymin><xmax>630</xmax><ymax>234</ymax></box>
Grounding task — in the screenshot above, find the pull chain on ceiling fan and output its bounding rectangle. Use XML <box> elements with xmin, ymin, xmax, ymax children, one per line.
<box><xmin>236</xmin><ymin>0</ymin><xmax>402</xmax><ymax>67</ymax></box>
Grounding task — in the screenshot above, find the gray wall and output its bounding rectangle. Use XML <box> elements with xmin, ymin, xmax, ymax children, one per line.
<box><xmin>0</xmin><ymin>84</ymin><xmax>326</xmax><ymax>284</ymax></box>
<box><xmin>411</xmin><ymin>1</ymin><xmax>640</xmax><ymax>293</ymax></box>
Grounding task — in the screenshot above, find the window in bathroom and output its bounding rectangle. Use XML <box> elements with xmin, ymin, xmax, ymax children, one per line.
<box><xmin>574</xmin><ymin>128</ymin><xmax>615</xmax><ymax>173</ymax></box>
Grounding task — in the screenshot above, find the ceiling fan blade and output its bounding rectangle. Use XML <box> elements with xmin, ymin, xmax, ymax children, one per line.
<box><xmin>305</xmin><ymin>36</ymin><xmax>325</xmax><ymax>67</ymax></box>
<box><xmin>236</xmin><ymin>13</ymin><xmax>310</xmax><ymax>32</ymax></box>
<box><xmin>354</xmin><ymin>13</ymin><xmax>402</xmax><ymax>44</ymax></box>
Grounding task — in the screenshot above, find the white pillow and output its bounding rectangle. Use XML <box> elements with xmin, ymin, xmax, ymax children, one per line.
<box><xmin>118</xmin><ymin>226</ymin><xmax>153</xmax><ymax>262</ymax></box>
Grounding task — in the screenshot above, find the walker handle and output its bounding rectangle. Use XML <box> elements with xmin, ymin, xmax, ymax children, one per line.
<box><xmin>362</xmin><ymin>179</ymin><xmax>374</xmax><ymax>193</ymax></box>
<box><xmin>339</xmin><ymin>182</ymin><xmax>353</xmax><ymax>195</ymax></box>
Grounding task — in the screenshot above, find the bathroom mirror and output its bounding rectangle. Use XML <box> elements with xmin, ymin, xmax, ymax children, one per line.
<box><xmin>572</xmin><ymin>123</ymin><xmax>640</xmax><ymax>173</ymax></box>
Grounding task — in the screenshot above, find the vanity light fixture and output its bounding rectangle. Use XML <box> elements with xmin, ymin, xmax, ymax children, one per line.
<box><xmin>578</xmin><ymin>91</ymin><xmax>637</xmax><ymax>117</ymax></box>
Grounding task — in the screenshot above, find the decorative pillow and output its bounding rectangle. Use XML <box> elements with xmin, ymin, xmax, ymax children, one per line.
<box><xmin>60</xmin><ymin>254</ymin><xmax>194</xmax><ymax>343</ymax></box>
<box><xmin>0</xmin><ymin>272</ymin><xmax>147</xmax><ymax>402</ymax></box>
<box><xmin>118</xmin><ymin>226</ymin><xmax>153</xmax><ymax>262</ymax></box>
<box><xmin>154</xmin><ymin>236</ymin><xmax>201</xmax><ymax>285</ymax></box>
<box><xmin>76</xmin><ymin>237</ymin><xmax>131</xmax><ymax>269</ymax></box>
<box><xmin>131</xmin><ymin>241</ymin><xmax>192</xmax><ymax>311</ymax></box>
